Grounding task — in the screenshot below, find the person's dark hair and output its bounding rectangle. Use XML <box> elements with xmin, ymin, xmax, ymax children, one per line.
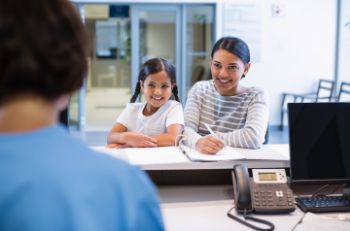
<box><xmin>130</xmin><ymin>58</ymin><xmax>180</xmax><ymax>103</ymax></box>
<box><xmin>0</xmin><ymin>0</ymin><xmax>89</xmax><ymax>105</ymax></box>
<box><xmin>210</xmin><ymin>37</ymin><xmax>250</xmax><ymax>64</ymax></box>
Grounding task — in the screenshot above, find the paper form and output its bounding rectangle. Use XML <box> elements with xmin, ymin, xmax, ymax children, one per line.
<box><xmin>90</xmin><ymin>144</ymin><xmax>289</xmax><ymax>165</ymax></box>
<box><xmin>182</xmin><ymin>145</ymin><xmax>245</xmax><ymax>161</ymax></box>
<box><xmin>123</xmin><ymin>146</ymin><xmax>190</xmax><ymax>165</ymax></box>
<box><xmin>182</xmin><ymin>145</ymin><xmax>289</xmax><ymax>162</ymax></box>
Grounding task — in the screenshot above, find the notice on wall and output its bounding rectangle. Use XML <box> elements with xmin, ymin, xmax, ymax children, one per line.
<box><xmin>222</xmin><ymin>1</ymin><xmax>262</xmax><ymax>62</ymax></box>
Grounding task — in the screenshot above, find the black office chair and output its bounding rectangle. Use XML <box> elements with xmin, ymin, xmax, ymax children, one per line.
<box><xmin>335</xmin><ymin>81</ymin><xmax>350</xmax><ymax>102</ymax></box>
<box><xmin>279</xmin><ymin>79</ymin><xmax>335</xmax><ymax>130</ymax></box>
<box><xmin>263</xmin><ymin>124</ymin><xmax>269</xmax><ymax>144</ymax></box>
<box><xmin>191</xmin><ymin>65</ymin><xmax>205</xmax><ymax>85</ymax></box>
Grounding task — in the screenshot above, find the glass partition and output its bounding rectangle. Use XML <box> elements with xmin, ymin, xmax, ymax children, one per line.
<box><xmin>184</xmin><ymin>5</ymin><xmax>215</xmax><ymax>97</ymax></box>
<box><xmin>71</xmin><ymin>3</ymin><xmax>215</xmax><ymax>131</ymax></box>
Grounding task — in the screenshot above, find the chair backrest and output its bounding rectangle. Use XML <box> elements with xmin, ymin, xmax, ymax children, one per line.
<box><xmin>263</xmin><ymin>124</ymin><xmax>269</xmax><ymax>144</ymax></box>
<box><xmin>315</xmin><ymin>79</ymin><xmax>335</xmax><ymax>102</ymax></box>
<box><xmin>191</xmin><ymin>65</ymin><xmax>205</xmax><ymax>85</ymax></box>
<box><xmin>337</xmin><ymin>81</ymin><xmax>350</xmax><ymax>102</ymax></box>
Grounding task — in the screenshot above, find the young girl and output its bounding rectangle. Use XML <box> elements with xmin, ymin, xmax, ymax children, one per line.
<box><xmin>107</xmin><ymin>58</ymin><xmax>184</xmax><ymax>147</ymax></box>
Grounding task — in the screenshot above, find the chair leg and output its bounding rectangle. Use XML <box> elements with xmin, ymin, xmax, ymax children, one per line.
<box><xmin>280</xmin><ymin>111</ymin><xmax>284</xmax><ymax>130</ymax></box>
<box><xmin>279</xmin><ymin>94</ymin><xmax>286</xmax><ymax>130</ymax></box>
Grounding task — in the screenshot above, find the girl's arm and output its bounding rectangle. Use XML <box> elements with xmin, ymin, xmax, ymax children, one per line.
<box><xmin>150</xmin><ymin>123</ymin><xmax>184</xmax><ymax>147</ymax></box>
<box><xmin>107</xmin><ymin>123</ymin><xmax>157</xmax><ymax>148</ymax></box>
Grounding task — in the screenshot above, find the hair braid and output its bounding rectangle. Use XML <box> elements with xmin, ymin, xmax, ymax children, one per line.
<box><xmin>172</xmin><ymin>85</ymin><xmax>180</xmax><ymax>102</ymax></box>
<box><xmin>130</xmin><ymin>82</ymin><xmax>141</xmax><ymax>103</ymax></box>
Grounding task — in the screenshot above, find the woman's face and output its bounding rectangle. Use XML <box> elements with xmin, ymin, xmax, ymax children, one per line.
<box><xmin>211</xmin><ymin>49</ymin><xmax>250</xmax><ymax>96</ymax></box>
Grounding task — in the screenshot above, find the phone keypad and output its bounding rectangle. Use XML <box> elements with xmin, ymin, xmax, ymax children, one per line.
<box><xmin>251</xmin><ymin>183</ymin><xmax>295</xmax><ymax>213</ymax></box>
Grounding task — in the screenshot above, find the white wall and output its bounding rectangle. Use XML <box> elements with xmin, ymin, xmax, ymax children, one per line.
<box><xmin>217</xmin><ymin>0</ymin><xmax>336</xmax><ymax>126</ymax></box>
<box><xmin>339</xmin><ymin>0</ymin><xmax>350</xmax><ymax>86</ymax></box>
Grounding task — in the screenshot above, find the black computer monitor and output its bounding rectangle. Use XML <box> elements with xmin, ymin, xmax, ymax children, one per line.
<box><xmin>288</xmin><ymin>103</ymin><xmax>350</xmax><ymax>188</ymax></box>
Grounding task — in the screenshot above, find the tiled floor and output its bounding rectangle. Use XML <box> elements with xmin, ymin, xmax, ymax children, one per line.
<box><xmin>70</xmin><ymin>125</ymin><xmax>289</xmax><ymax>146</ymax></box>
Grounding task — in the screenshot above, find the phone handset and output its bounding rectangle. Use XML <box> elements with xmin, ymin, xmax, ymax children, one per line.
<box><xmin>232</xmin><ymin>164</ymin><xmax>253</xmax><ymax>213</ymax></box>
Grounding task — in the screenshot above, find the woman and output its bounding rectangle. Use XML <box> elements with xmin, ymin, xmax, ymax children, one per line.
<box><xmin>184</xmin><ymin>36</ymin><xmax>268</xmax><ymax>154</ymax></box>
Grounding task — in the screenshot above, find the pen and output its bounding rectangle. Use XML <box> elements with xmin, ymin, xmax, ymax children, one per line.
<box><xmin>204</xmin><ymin>123</ymin><xmax>218</xmax><ymax>138</ymax></box>
<box><xmin>204</xmin><ymin>123</ymin><xmax>225</xmax><ymax>145</ymax></box>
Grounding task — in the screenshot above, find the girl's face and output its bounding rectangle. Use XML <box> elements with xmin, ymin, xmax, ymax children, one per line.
<box><xmin>211</xmin><ymin>49</ymin><xmax>250</xmax><ymax>96</ymax></box>
<box><xmin>140</xmin><ymin>70</ymin><xmax>173</xmax><ymax>114</ymax></box>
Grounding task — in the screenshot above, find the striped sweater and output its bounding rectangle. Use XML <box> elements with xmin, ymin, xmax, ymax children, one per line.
<box><xmin>184</xmin><ymin>80</ymin><xmax>269</xmax><ymax>149</ymax></box>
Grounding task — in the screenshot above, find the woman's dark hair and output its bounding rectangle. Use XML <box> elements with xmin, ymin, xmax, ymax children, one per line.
<box><xmin>210</xmin><ymin>36</ymin><xmax>250</xmax><ymax>64</ymax></box>
<box><xmin>0</xmin><ymin>0</ymin><xmax>89</xmax><ymax>105</ymax></box>
<box><xmin>130</xmin><ymin>58</ymin><xmax>180</xmax><ymax>103</ymax></box>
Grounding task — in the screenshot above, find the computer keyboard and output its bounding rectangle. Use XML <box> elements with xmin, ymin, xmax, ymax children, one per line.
<box><xmin>296</xmin><ymin>195</ymin><xmax>350</xmax><ymax>213</ymax></box>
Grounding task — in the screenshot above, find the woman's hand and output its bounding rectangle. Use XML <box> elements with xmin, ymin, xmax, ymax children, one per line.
<box><xmin>195</xmin><ymin>135</ymin><xmax>225</xmax><ymax>154</ymax></box>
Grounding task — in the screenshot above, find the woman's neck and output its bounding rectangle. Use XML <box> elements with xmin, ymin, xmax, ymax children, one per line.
<box><xmin>212</xmin><ymin>81</ymin><xmax>247</xmax><ymax>96</ymax></box>
<box><xmin>0</xmin><ymin>97</ymin><xmax>57</xmax><ymax>132</ymax></box>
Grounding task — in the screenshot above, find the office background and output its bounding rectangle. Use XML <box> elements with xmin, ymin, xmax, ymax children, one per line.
<box><xmin>69</xmin><ymin>0</ymin><xmax>350</xmax><ymax>133</ymax></box>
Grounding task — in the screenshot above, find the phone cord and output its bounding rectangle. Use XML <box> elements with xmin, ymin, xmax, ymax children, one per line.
<box><xmin>227</xmin><ymin>207</ymin><xmax>275</xmax><ymax>231</ymax></box>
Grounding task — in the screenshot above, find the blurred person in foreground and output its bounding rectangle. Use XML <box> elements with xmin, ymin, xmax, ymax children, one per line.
<box><xmin>0</xmin><ymin>0</ymin><xmax>164</xmax><ymax>230</ymax></box>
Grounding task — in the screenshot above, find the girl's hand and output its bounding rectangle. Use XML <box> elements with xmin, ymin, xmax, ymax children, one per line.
<box><xmin>195</xmin><ymin>135</ymin><xmax>224</xmax><ymax>154</ymax></box>
<box><xmin>124</xmin><ymin>133</ymin><xmax>158</xmax><ymax>147</ymax></box>
<box><xmin>106</xmin><ymin>143</ymin><xmax>123</xmax><ymax>148</ymax></box>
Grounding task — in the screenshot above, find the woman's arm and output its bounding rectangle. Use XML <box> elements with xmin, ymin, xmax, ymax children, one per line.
<box><xmin>216</xmin><ymin>92</ymin><xmax>269</xmax><ymax>149</ymax></box>
<box><xmin>183</xmin><ymin>83</ymin><xmax>202</xmax><ymax>148</ymax></box>
<box><xmin>183</xmin><ymin>82</ymin><xmax>225</xmax><ymax>153</ymax></box>
<box><xmin>185</xmin><ymin>86</ymin><xmax>268</xmax><ymax>151</ymax></box>
<box><xmin>107</xmin><ymin>123</ymin><xmax>157</xmax><ymax>148</ymax></box>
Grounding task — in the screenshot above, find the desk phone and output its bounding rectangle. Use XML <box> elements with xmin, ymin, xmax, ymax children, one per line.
<box><xmin>232</xmin><ymin>165</ymin><xmax>295</xmax><ymax>214</ymax></box>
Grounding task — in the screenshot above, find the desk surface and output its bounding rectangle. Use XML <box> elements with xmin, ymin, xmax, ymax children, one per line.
<box><xmin>93</xmin><ymin>144</ymin><xmax>291</xmax><ymax>185</ymax></box>
<box><xmin>93</xmin><ymin>144</ymin><xmax>290</xmax><ymax>170</ymax></box>
<box><xmin>142</xmin><ymin>144</ymin><xmax>289</xmax><ymax>170</ymax></box>
<box><xmin>93</xmin><ymin>145</ymin><xmax>350</xmax><ymax>229</ymax></box>
<box><xmin>159</xmin><ymin>185</ymin><xmax>350</xmax><ymax>231</ymax></box>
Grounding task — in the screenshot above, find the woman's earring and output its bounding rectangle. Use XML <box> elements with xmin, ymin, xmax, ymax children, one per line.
<box><xmin>241</xmin><ymin>74</ymin><xmax>246</xmax><ymax>79</ymax></box>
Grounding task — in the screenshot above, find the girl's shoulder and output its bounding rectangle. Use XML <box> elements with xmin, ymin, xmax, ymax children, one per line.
<box><xmin>163</xmin><ymin>100</ymin><xmax>182</xmax><ymax>109</ymax></box>
<box><xmin>124</xmin><ymin>102</ymin><xmax>145</xmax><ymax>113</ymax></box>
